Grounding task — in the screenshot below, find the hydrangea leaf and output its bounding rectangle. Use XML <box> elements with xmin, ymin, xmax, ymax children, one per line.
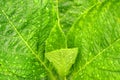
<box><xmin>59</xmin><ymin>0</ymin><xmax>100</xmax><ymax>33</ymax></box>
<box><xmin>67</xmin><ymin>1</ymin><xmax>120</xmax><ymax>79</ymax></box>
<box><xmin>0</xmin><ymin>0</ymin><xmax>55</xmax><ymax>79</ymax></box>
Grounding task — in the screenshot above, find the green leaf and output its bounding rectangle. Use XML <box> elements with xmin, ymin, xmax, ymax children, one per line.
<box><xmin>67</xmin><ymin>1</ymin><xmax>120</xmax><ymax>79</ymax></box>
<box><xmin>0</xmin><ymin>0</ymin><xmax>55</xmax><ymax>79</ymax></box>
<box><xmin>45</xmin><ymin>48</ymin><xmax>78</xmax><ymax>77</ymax></box>
<box><xmin>45</xmin><ymin>23</ymin><xmax>67</xmax><ymax>52</ymax></box>
<box><xmin>59</xmin><ymin>0</ymin><xmax>99</xmax><ymax>33</ymax></box>
<box><xmin>1</xmin><ymin>0</ymin><xmax>120</xmax><ymax>80</ymax></box>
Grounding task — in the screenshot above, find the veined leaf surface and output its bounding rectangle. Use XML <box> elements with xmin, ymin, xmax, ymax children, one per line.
<box><xmin>0</xmin><ymin>0</ymin><xmax>55</xmax><ymax>79</ymax></box>
<box><xmin>0</xmin><ymin>0</ymin><xmax>120</xmax><ymax>80</ymax></box>
<box><xmin>67</xmin><ymin>1</ymin><xmax>120</xmax><ymax>80</ymax></box>
<box><xmin>45</xmin><ymin>48</ymin><xmax>78</xmax><ymax>78</ymax></box>
<box><xmin>45</xmin><ymin>23</ymin><xmax>67</xmax><ymax>52</ymax></box>
<box><xmin>59</xmin><ymin>0</ymin><xmax>99</xmax><ymax>33</ymax></box>
<box><xmin>45</xmin><ymin>12</ymin><xmax>78</xmax><ymax>79</ymax></box>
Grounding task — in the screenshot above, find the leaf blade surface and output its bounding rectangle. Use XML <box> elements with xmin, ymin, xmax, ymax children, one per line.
<box><xmin>67</xmin><ymin>1</ymin><xmax>120</xmax><ymax>79</ymax></box>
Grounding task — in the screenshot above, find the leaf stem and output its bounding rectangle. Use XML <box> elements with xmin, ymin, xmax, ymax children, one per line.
<box><xmin>56</xmin><ymin>0</ymin><xmax>60</xmax><ymax>27</ymax></box>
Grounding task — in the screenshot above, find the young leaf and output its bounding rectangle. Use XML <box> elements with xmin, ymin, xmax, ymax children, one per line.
<box><xmin>67</xmin><ymin>1</ymin><xmax>120</xmax><ymax>79</ymax></box>
<box><xmin>45</xmin><ymin>48</ymin><xmax>78</xmax><ymax>77</ymax></box>
<box><xmin>45</xmin><ymin>23</ymin><xmax>67</xmax><ymax>52</ymax></box>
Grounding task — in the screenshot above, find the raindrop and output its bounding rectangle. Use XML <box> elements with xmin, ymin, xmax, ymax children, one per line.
<box><xmin>69</xmin><ymin>56</ymin><xmax>73</xmax><ymax>59</ymax></box>
<box><xmin>27</xmin><ymin>61</ymin><xmax>31</xmax><ymax>64</ymax></box>
<box><xmin>40</xmin><ymin>73</ymin><xmax>46</xmax><ymax>78</ymax></box>
<box><xmin>35</xmin><ymin>62</ymin><xmax>39</xmax><ymax>66</ymax></box>
<box><xmin>25</xmin><ymin>57</ymin><xmax>28</xmax><ymax>60</ymax></box>
<box><xmin>8</xmin><ymin>78</ymin><xmax>11</xmax><ymax>80</ymax></box>
<box><xmin>97</xmin><ymin>62</ymin><xmax>101</xmax><ymax>66</ymax></box>
<box><xmin>88</xmin><ymin>52</ymin><xmax>92</xmax><ymax>56</ymax></box>
<box><xmin>18</xmin><ymin>65</ymin><xmax>22</xmax><ymax>68</ymax></box>
<box><xmin>5</xmin><ymin>60</ymin><xmax>8</xmax><ymax>64</ymax></box>
<box><xmin>46</xmin><ymin>7</ymin><xmax>48</xmax><ymax>11</ymax></box>
<box><xmin>12</xmin><ymin>69</ymin><xmax>16</xmax><ymax>73</ymax></box>
<box><xmin>0</xmin><ymin>59</ymin><xmax>3</xmax><ymax>62</ymax></box>
<box><xmin>102</xmin><ymin>66</ymin><xmax>105</xmax><ymax>69</ymax></box>
<box><xmin>12</xmin><ymin>15</ymin><xmax>17</xmax><ymax>19</ymax></box>
<box><xmin>38</xmin><ymin>25</ymin><xmax>40</xmax><ymax>27</ymax></box>
<box><xmin>5</xmin><ymin>69</ymin><xmax>8</xmax><ymax>72</ymax></box>
<box><xmin>22</xmin><ymin>75</ymin><xmax>26</xmax><ymax>78</ymax></box>
<box><xmin>15</xmin><ymin>57</ymin><xmax>18</xmax><ymax>60</ymax></box>
<box><xmin>19</xmin><ymin>19</ymin><xmax>23</xmax><ymax>23</ymax></box>
<box><xmin>32</xmin><ymin>70</ymin><xmax>35</xmax><ymax>73</ymax></box>
<box><xmin>13</xmin><ymin>61</ymin><xmax>16</xmax><ymax>64</ymax></box>
<box><xmin>80</xmin><ymin>75</ymin><xmax>83</xmax><ymax>78</ymax></box>
<box><xmin>34</xmin><ymin>0</ymin><xmax>39</xmax><ymax>3</ymax></box>
<box><xmin>110</xmin><ymin>60</ymin><xmax>113</xmax><ymax>64</ymax></box>
<box><xmin>96</xmin><ymin>74</ymin><xmax>100</xmax><ymax>77</ymax></box>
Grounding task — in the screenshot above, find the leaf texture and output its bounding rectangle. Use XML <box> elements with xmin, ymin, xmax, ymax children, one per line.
<box><xmin>67</xmin><ymin>1</ymin><xmax>120</xmax><ymax>79</ymax></box>
<box><xmin>59</xmin><ymin>0</ymin><xmax>99</xmax><ymax>33</ymax></box>
<box><xmin>45</xmin><ymin>23</ymin><xmax>67</xmax><ymax>52</ymax></box>
<box><xmin>1</xmin><ymin>0</ymin><xmax>120</xmax><ymax>80</ymax></box>
<box><xmin>0</xmin><ymin>0</ymin><xmax>55</xmax><ymax>79</ymax></box>
<box><xmin>45</xmin><ymin>48</ymin><xmax>78</xmax><ymax>77</ymax></box>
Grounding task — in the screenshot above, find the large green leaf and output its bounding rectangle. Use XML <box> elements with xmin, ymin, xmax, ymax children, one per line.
<box><xmin>67</xmin><ymin>1</ymin><xmax>120</xmax><ymax>79</ymax></box>
<box><xmin>1</xmin><ymin>0</ymin><xmax>120</xmax><ymax>80</ymax></box>
<box><xmin>0</xmin><ymin>0</ymin><xmax>55</xmax><ymax>79</ymax></box>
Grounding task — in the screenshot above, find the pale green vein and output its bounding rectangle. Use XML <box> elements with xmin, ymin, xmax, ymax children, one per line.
<box><xmin>53</xmin><ymin>0</ymin><xmax>67</xmax><ymax>48</ymax></box>
<box><xmin>56</xmin><ymin>0</ymin><xmax>60</xmax><ymax>28</ymax></box>
<box><xmin>73</xmin><ymin>38</ymin><xmax>120</xmax><ymax>78</ymax></box>
<box><xmin>61</xmin><ymin>1</ymin><xmax>102</xmax><ymax>26</ymax></box>
<box><xmin>1</xmin><ymin>10</ymin><xmax>53</xmax><ymax>77</ymax></box>
<box><xmin>56</xmin><ymin>0</ymin><xmax>66</xmax><ymax>36</ymax></box>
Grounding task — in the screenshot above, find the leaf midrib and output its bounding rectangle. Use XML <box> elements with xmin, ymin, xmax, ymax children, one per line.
<box><xmin>1</xmin><ymin>10</ymin><xmax>52</xmax><ymax>75</ymax></box>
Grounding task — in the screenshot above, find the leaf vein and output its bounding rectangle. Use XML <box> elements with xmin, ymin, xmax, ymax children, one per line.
<box><xmin>73</xmin><ymin>38</ymin><xmax>120</xmax><ymax>78</ymax></box>
<box><xmin>1</xmin><ymin>10</ymin><xmax>51</xmax><ymax>74</ymax></box>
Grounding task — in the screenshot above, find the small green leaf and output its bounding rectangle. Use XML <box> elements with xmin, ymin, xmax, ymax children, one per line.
<box><xmin>45</xmin><ymin>23</ymin><xmax>67</xmax><ymax>52</ymax></box>
<box><xmin>45</xmin><ymin>48</ymin><xmax>78</xmax><ymax>77</ymax></box>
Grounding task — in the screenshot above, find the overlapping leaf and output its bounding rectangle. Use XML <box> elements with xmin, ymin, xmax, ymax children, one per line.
<box><xmin>45</xmin><ymin>23</ymin><xmax>67</xmax><ymax>52</ymax></box>
<box><xmin>67</xmin><ymin>1</ymin><xmax>120</xmax><ymax>79</ymax></box>
<box><xmin>0</xmin><ymin>0</ymin><xmax>55</xmax><ymax>79</ymax></box>
<box><xmin>59</xmin><ymin>0</ymin><xmax>100</xmax><ymax>33</ymax></box>
<box><xmin>1</xmin><ymin>0</ymin><xmax>120</xmax><ymax>80</ymax></box>
<box><xmin>45</xmin><ymin>48</ymin><xmax>78</xmax><ymax>78</ymax></box>
<box><xmin>45</xmin><ymin>21</ymin><xmax>78</xmax><ymax>79</ymax></box>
